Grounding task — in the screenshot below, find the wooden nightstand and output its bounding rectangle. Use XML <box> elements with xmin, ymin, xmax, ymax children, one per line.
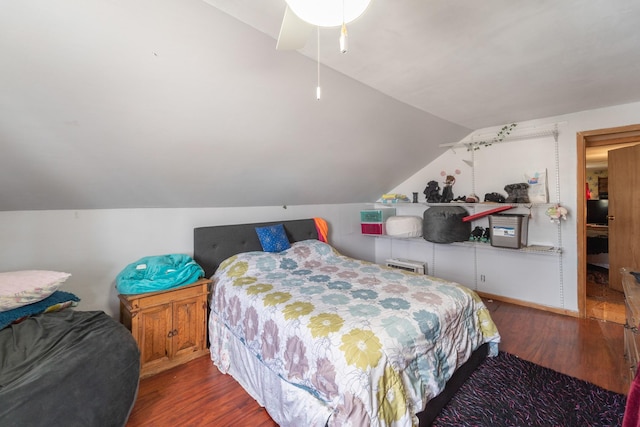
<box><xmin>623</xmin><ymin>268</ymin><xmax>640</xmax><ymax>385</ymax></box>
<box><xmin>119</xmin><ymin>278</ymin><xmax>211</xmax><ymax>378</ymax></box>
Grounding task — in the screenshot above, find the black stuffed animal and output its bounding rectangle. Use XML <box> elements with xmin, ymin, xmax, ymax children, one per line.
<box><xmin>504</xmin><ymin>183</ymin><xmax>530</xmax><ymax>203</ymax></box>
<box><xmin>423</xmin><ymin>180</ymin><xmax>442</xmax><ymax>203</ymax></box>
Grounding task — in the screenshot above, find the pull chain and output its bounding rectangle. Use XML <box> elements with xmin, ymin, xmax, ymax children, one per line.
<box><xmin>340</xmin><ymin>0</ymin><xmax>348</xmax><ymax>53</ymax></box>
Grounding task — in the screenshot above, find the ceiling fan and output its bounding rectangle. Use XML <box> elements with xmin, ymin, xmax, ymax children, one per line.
<box><xmin>276</xmin><ymin>0</ymin><xmax>372</xmax><ymax>51</ymax></box>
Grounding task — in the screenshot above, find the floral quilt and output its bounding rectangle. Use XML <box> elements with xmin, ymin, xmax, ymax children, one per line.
<box><xmin>210</xmin><ymin>240</ymin><xmax>500</xmax><ymax>426</ymax></box>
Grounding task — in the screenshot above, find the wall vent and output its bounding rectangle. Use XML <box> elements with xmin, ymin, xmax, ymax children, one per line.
<box><xmin>385</xmin><ymin>258</ymin><xmax>427</xmax><ymax>274</ymax></box>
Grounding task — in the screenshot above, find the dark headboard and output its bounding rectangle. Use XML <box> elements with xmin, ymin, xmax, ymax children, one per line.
<box><xmin>194</xmin><ymin>219</ymin><xmax>319</xmax><ymax>279</ymax></box>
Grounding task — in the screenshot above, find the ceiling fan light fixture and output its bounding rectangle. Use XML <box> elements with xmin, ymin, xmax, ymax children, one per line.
<box><xmin>340</xmin><ymin>23</ymin><xmax>348</xmax><ymax>53</ymax></box>
<box><xmin>285</xmin><ymin>0</ymin><xmax>371</xmax><ymax>27</ymax></box>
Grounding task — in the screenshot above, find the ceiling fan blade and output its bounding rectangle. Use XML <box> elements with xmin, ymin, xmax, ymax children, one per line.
<box><xmin>276</xmin><ymin>6</ymin><xmax>313</xmax><ymax>50</ymax></box>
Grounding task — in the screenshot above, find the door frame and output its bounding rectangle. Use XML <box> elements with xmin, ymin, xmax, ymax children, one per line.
<box><xmin>576</xmin><ymin>124</ymin><xmax>640</xmax><ymax>318</ymax></box>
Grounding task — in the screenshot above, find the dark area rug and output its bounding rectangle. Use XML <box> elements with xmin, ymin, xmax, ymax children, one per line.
<box><xmin>432</xmin><ymin>351</ymin><xmax>627</xmax><ymax>427</ymax></box>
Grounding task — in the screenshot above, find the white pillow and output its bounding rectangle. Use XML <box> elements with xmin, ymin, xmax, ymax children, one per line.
<box><xmin>0</xmin><ymin>270</ymin><xmax>71</xmax><ymax>312</ymax></box>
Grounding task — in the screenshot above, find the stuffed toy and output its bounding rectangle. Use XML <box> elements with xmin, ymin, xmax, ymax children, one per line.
<box><xmin>441</xmin><ymin>175</ymin><xmax>456</xmax><ymax>203</ymax></box>
<box><xmin>423</xmin><ymin>180</ymin><xmax>442</xmax><ymax>203</ymax></box>
<box><xmin>545</xmin><ymin>205</ymin><xmax>568</xmax><ymax>223</ymax></box>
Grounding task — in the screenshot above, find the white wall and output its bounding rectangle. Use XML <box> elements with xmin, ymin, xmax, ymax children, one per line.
<box><xmin>388</xmin><ymin>100</ymin><xmax>640</xmax><ymax>312</ymax></box>
<box><xmin>3</xmin><ymin>101</ymin><xmax>639</xmax><ymax>319</ymax></box>
<box><xmin>0</xmin><ymin>0</ymin><xmax>470</xmax><ymax>212</ymax></box>
<box><xmin>0</xmin><ymin>203</ymin><xmax>373</xmax><ymax>317</ymax></box>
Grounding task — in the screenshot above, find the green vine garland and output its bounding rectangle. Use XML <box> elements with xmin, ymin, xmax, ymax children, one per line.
<box><xmin>468</xmin><ymin>123</ymin><xmax>517</xmax><ymax>151</ymax></box>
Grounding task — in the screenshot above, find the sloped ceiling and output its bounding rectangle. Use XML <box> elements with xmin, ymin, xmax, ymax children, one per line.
<box><xmin>2</xmin><ymin>0</ymin><xmax>640</xmax><ymax>211</ymax></box>
<box><xmin>207</xmin><ymin>0</ymin><xmax>640</xmax><ymax>129</ymax></box>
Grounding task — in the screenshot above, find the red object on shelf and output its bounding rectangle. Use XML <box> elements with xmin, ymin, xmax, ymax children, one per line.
<box><xmin>462</xmin><ymin>205</ymin><xmax>513</xmax><ymax>222</ymax></box>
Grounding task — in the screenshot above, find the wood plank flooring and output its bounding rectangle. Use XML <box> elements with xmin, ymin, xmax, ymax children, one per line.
<box><xmin>126</xmin><ymin>299</ymin><xmax>629</xmax><ymax>426</ymax></box>
<box><xmin>586</xmin><ymin>278</ymin><xmax>626</xmax><ymax>324</ymax></box>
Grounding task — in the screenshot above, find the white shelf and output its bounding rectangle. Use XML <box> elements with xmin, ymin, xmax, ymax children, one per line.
<box><xmin>372</xmin><ymin>201</ymin><xmax>416</xmax><ymax>206</ymax></box>
<box><xmin>370</xmin><ymin>122</ymin><xmax>566</xmax><ymax>307</ymax></box>
<box><xmin>451</xmin><ymin>241</ymin><xmax>561</xmax><ymax>255</ymax></box>
<box><xmin>439</xmin><ymin>122</ymin><xmax>562</xmax><ymax>149</ymax></box>
<box><xmin>368</xmin><ymin>235</ymin><xmax>562</xmax><ymax>256</ymax></box>
<box><xmin>372</xmin><ymin>202</ymin><xmax>559</xmax><ymax>208</ymax></box>
<box><xmin>424</xmin><ymin>202</ymin><xmax>557</xmax><ymax>208</ymax></box>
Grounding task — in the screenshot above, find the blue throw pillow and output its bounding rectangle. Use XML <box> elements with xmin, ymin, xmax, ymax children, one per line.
<box><xmin>255</xmin><ymin>224</ymin><xmax>291</xmax><ymax>253</ymax></box>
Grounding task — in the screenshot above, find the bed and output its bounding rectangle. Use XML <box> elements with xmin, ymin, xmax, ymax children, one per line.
<box><xmin>0</xmin><ymin>271</ymin><xmax>141</xmax><ymax>427</ymax></box>
<box><xmin>194</xmin><ymin>219</ymin><xmax>500</xmax><ymax>426</ymax></box>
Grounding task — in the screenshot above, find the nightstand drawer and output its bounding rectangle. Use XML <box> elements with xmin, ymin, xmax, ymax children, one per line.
<box><xmin>133</xmin><ymin>281</ymin><xmax>209</xmax><ymax>309</ymax></box>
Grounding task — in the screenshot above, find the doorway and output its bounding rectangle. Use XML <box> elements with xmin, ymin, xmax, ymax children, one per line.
<box><xmin>577</xmin><ymin>124</ymin><xmax>640</xmax><ymax>322</ymax></box>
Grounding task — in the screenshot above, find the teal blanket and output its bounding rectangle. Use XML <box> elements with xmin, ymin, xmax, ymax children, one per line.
<box><xmin>116</xmin><ymin>254</ymin><xmax>204</xmax><ymax>294</ymax></box>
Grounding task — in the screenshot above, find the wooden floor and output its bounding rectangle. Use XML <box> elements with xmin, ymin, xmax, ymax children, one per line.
<box><xmin>126</xmin><ymin>299</ymin><xmax>630</xmax><ymax>426</ymax></box>
<box><xmin>586</xmin><ymin>278</ymin><xmax>626</xmax><ymax>324</ymax></box>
